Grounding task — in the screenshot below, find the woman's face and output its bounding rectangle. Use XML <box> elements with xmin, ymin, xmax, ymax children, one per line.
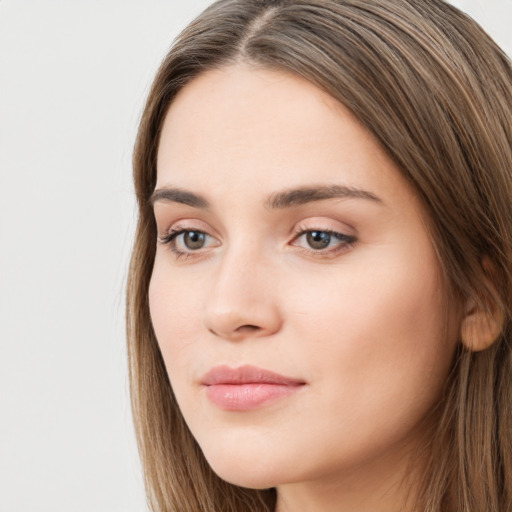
<box><xmin>149</xmin><ymin>64</ymin><xmax>460</xmax><ymax>495</ymax></box>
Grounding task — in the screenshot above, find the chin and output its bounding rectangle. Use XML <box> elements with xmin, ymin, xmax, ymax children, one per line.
<box><xmin>200</xmin><ymin>443</ymin><xmax>287</xmax><ymax>489</ymax></box>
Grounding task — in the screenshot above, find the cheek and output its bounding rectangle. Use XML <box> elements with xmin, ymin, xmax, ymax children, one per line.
<box><xmin>149</xmin><ymin>254</ymin><xmax>206</xmax><ymax>334</ymax></box>
<box><xmin>148</xmin><ymin>264</ymin><xmax>208</xmax><ymax>431</ymax></box>
<box><xmin>148</xmin><ymin>261</ymin><xmax>202</xmax><ymax>376</ymax></box>
<box><xmin>292</xmin><ymin>239</ymin><xmax>450</xmax><ymax>347</ymax></box>
<box><xmin>286</xmin><ymin>246</ymin><xmax>456</xmax><ymax>417</ymax></box>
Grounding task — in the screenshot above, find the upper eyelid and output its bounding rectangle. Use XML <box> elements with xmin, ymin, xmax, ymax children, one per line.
<box><xmin>157</xmin><ymin>217</ymin><xmax>356</xmax><ymax>240</ymax></box>
<box><xmin>162</xmin><ymin>227</ymin><xmax>215</xmax><ymax>241</ymax></box>
<box><xmin>294</xmin><ymin>228</ymin><xmax>351</xmax><ymax>237</ymax></box>
<box><xmin>292</xmin><ymin>219</ymin><xmax>355</xmax><ymax>237</ymax></box>
<box><xmin>158</xmin><ymin>219</ymin><xmax>218</xmax><ymax>236</ymax></box>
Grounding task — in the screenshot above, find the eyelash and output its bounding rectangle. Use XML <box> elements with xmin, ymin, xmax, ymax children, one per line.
<box><xmin>158</xmin><ymin>226</ymin><xmax>356</xmax><ymax>260</ymax></box>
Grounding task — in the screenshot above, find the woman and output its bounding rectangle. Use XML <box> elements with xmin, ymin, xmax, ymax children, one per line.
<box><xmin>126</xmin><ymin>0</ymin><xmax>512</xmax><ymax>510</ymax></box>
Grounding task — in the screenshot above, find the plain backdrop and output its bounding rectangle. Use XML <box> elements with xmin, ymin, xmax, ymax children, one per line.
<box><xmin>0</xmin><ymin>1</ymin><xmax>510</xmax><ymax>511</ymax></box>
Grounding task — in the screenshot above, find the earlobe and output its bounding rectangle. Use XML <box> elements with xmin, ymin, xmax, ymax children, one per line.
<box><xmin>460</xmin><ymin>298</ymin><xmax>504</xmax><ymax>352</ymax></box>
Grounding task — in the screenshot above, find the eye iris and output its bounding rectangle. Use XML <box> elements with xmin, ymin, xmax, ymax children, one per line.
<box><xmin>184</xmin><ymin>231</ymin><xmax>205</xmax><ymax>250</ymax></box>
<box><xmin>306</xmin><ymin>231</ymin><xmax>331</xmax><ymax>250</ymax></box>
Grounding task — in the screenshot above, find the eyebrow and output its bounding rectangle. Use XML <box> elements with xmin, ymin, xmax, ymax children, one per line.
<box><xmin>150</xmin><ymin>184</ymin><xmax>382</xmax><ymax>209</ymax></box>
<box><xmin>150</xmin><ymin>187</ymin><xmax>210</xmax><ymax>209</ymax></box>
<box><xmin>265</xmin><ymin>184</ymin><xmax>382</xmax><ymax>209</ymax></box>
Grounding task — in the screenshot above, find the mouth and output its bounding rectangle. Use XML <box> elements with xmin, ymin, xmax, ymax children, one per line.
<box><xmin>200</xmin><ymin>365</ymin><xmax>306</xmax><ymax>411</ymax></box>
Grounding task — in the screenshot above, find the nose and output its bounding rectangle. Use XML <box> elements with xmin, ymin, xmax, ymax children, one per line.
<box><xmin>201</xmin><ymin>248</ymin><xmax>282</xmax><ymax>341</ymax></box>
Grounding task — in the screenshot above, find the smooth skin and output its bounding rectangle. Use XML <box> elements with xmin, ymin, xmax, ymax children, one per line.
<box><xmin>149</xmin><ymin>63</ymin><xmax>462</xmax><ymax>512</ymax></box>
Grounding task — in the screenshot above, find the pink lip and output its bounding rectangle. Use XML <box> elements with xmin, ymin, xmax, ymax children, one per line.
<box><xmin>201</xmin><ymin>365</ymin><xmax>305</xmax><ymax>411</ymax></box>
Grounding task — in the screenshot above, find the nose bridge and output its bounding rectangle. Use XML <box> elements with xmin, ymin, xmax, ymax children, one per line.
<box><xmin>202</xmin><ymin>239</ymin><xmax>281</xmax><ymax>339</ymax></box>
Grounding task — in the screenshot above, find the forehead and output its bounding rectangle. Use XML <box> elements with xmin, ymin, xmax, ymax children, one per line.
<box><xmin>155</xmin><ymin>63</ymin><xmax>416</xmax><ymax>211</ymax></box>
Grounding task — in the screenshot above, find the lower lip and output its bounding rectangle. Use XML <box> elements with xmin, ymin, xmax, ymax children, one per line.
<box><xmin>204</xmin><ymin>383</ymin><xmax>302</xmax><ymax>411</ymax></box>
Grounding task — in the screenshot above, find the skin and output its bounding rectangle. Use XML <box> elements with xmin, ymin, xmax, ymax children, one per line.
<box><xmin>149</xmin><ymin>63</ymin><xmax>461</xmax><ymax>512</ymax></box>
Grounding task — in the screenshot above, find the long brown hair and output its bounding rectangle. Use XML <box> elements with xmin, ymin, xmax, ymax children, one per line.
<box><xmin>126</xmin><ymin>1</ymin><xmax>512</xmax><ymax>510</ymax></box>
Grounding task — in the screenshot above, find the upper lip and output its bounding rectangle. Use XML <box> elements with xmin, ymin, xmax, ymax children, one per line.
<box><xmin>200</xmin><ymin>365</ymin><xmax>305</xmax><ymax>386</ymax></box>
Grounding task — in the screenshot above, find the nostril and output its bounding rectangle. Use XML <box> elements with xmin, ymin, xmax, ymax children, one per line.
<box><xmin>236</xmin><ymin>325</ymin><xmax>260</xmax><ymax>333</ymax></box>
<box><xmin>207</xmin><ymin>324</ymin><xmax>261</xmax><ymax>338</ymax></box>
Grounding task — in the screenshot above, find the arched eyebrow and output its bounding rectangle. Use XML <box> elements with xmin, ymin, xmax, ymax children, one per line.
<box><xmin>150</xmin><ymin>184</ymin><xmax>382</xmax><ymax>209</ymax></box>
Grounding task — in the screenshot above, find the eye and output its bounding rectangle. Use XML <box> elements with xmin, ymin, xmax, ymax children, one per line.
<box><xmin>305</xmin><ymin>230</ymin><xmax>334</xmax><ymax>250</ymax></box>
<box><xmin>159</xmin><ymin>228</ymin><xmax>219</xmax><ymax>258</ymax></box>
<box><xmin>180</xmin><ymin>230</ymin><xmax>207</xmax><ymax>250</ymax></box>
<box><xmin>292</xmin><ymin>228</ymin><xmax>356</xmax><ymax>255</ymax></box>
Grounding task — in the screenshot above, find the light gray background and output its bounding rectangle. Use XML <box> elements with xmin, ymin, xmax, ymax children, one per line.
<box><xmin>0</xmin><ymin>1</ymin><xmax>510</xmax><ymax>511</ymax></box>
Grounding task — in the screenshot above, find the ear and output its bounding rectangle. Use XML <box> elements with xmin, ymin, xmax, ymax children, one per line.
<box><xmin>460</xmin><ymin>260</ymin><xmax>504</xmax><ymax>352</ymax></box>
<box><xmin>460</xmin><ymin>303</ymin><xmax>504</xmax><ymax>351</ymax></box>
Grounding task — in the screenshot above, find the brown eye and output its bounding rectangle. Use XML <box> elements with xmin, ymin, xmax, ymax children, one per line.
<box><xmin>183</xmin><ymin>231</ymin><xmax>206</xmax><ymax>250</ymax></box>
<box><xmin>306</xmin><ymin>231</ymin><xmax>332</xmax><ymax>250</ymax></box>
